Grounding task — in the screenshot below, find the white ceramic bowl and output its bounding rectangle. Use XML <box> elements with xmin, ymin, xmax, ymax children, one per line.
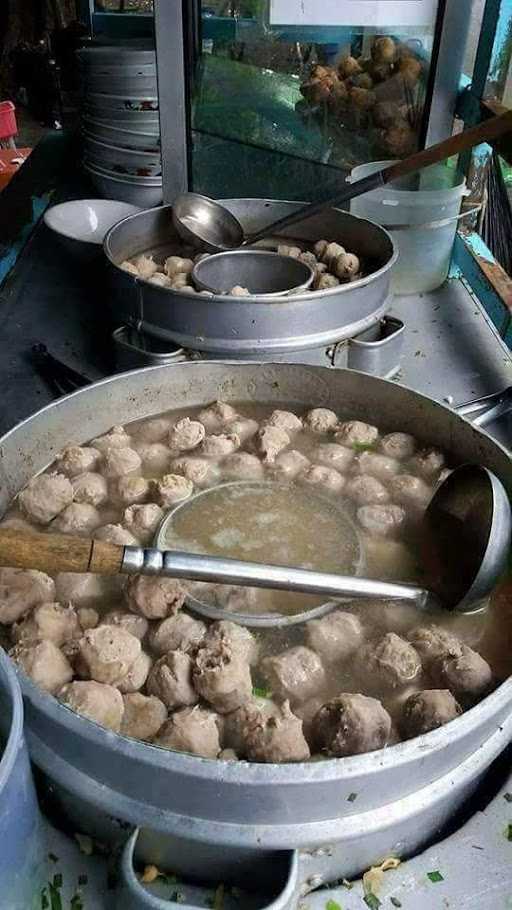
<box><xmin>83</xmin><ymin>134</ymin><xmax>161</xmax><ymax>176</ymax></box>
<box><xmin>83</xmin><ymin>162</ymin><xmax>163</xmax><ymax>207</ymax></box>
<box><xmin>44</xmin><ymin>198</ymin><xmax>141</xmax><ymax>260</ymax></box>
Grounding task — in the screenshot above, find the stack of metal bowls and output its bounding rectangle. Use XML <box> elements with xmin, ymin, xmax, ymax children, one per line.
<box><xmin>78</xmin><ymin>44</ymin><xmax>163</xmax><ymax>207</ymax></box>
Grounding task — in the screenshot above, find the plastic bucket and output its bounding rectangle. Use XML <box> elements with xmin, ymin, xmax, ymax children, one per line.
<box><xmin>0</xmin><ymin>101</ymin><xmax>17</xmax><ymax>140</ymax></box>
<box><xmin>349</xmin><ymin>160</ymin><xmax>470</xmax><ymax>294</ymax></box>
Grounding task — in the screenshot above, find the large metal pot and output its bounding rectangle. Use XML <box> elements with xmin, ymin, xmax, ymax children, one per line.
<box><xmin>1</xmin><ymin>362</ymin><xmax>511</xmax><ymax>899</ymax></box>
<box><xmin>104</xmin><ymin>200</ymin><xmax>397</xmax><ymax>360</ymax></box>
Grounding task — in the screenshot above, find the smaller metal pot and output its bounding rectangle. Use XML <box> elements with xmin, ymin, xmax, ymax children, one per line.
<box><xmin>192</xmin><ymin>250</ymin><xmax>314</xmax><ymax>297</ymax></box>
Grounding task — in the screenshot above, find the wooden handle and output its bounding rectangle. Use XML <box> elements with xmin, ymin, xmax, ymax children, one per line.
<box><xmin>0</xmin><ymin>529</ymin><xmax>125</xmax><ymax>576</ymax></box>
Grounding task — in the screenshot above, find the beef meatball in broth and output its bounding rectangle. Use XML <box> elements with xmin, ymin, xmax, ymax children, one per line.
<box><xmin>261</xmin><ymin>646</ymin><xmax>326</xmax><ymax>705</ymax></box>
<box><xmin>101</xmin><ymin>447</ymin><xmax>142</xmax><ymax>479</ymax></box>
<box><xmin>193</xmin><ymin>639</ymin><xmax>252</xmax><ymax>714</ymax></box>
<box><xmin>0</xmin><ymin>568</ymin><xmax>55</xmax><ymax>624</ymax></box>
<box><xmin>19</xmin><ymin>473</ymin><xmax>73</xmax><ymax>525</ymax></box>
<box><xmin>358</xmin><ymin>633</ymin><xmax>422</xmax><ymax>690</ymax></box>
<box><xmin>56</xmin><ymin>446</ymin><xmax>100</xmax><ymax>478</ymax></box>
<box><xmin>154</xmin><ymin>706</ymin><xmax>221</xmax><ymax>759</ymax></box>
<box><xmin>125</xmin><ymin>575</ymin><xmax>186</xmax><ymax>619</ymax></box>
<box><xmin>357</xmin><ymin>504</ymin><xmax>406</xmax><ymax>537</ymax></box>
<box><xmin>72</xmin><ymin>472</ymin><xmax>108</xmax><ymax>507</ymax></box>
<box><xmin>313</xmin><ymin>693</ymin><xmax>391</xmax><ymax>757</ymax></box>
<box><xmin>155</xmin><ymin>474</ymin><xmax>194</xmax><ymax>507</ymax></box>
<box><xmin>401</xmin><ymin>689</ymin><xmax>462</xmax><ymax>739</ymax></box>
<box><xmin>120</xmin><ymin>692</ymin><xmax>167</xmax><ymax>741</ymax></box>
<box><xmin>243</xmin><ymin>701</ymin><xmax>310</xmax><ymax>763</ymax></box>
<box><xmin>51</xmin><ymin>503</ymin><xmax>102</xmax><ymax>535</ymax></box>
<box><xmin>13</xmin><ymin>601</ymin><xmax>81</xmax><ymax>646</ymax></box>
<box><xmin>335</xmin><ymin>421</ymin><xmax>379</xmax><ymax>448</ymax></box>
<box><xmin>148</xmin><ymin>612</ymin><xmax>207</xmax><ymax>656</ymax></box>
<box><xmin>254</xmin><ymin>426</ymin><xmax>290</xmax><ymax>464</ymax></box>
<box><xmin>312</xmin><ymin>443</ymin><xmax>353</xmax><ymax>473</ymax></box>
<box><xmin>146</xmin><ymin>651</ymin><xmax>198</xmax><ymax>709</ymax></box>
<box><xmin>221</xmin><ymin>452</ymin><xmax>264</xmax><ymax>481</ymax></box>
<box><xmin>168</xmin><ymin>418</ymin><xmax>205</xmax><ymax>455</ymax></box>
<box><xmin>303</xmin><ymin>408</ymin><xmax>338</xmax><ymax>434</ymax></box>
<box><xmin>300</xmin><ymin>465</ymin><xmax>345</xmax><ymax>494</ymax></box>
<box><xmin>431</xmin><ymin>645</ymin><xmax>492</xmax><ymax>701</ymax></box>
<box><xmin>345</xmin><ymin>475</ymin><xmax>390</xmax><ymax>506</ymax></box>
<box><xmin>11</xmin><ymin>639</ymin><xmax>73</xmax><ymax>694</ymax></box>
<box><xmin>306</xmin><ymin>611</ymin><xmax>363</xmax><ymax>663</ymax></box>
<box><xmin>198</xmin><ymin>401</ymin><xmax>238</xmax><ymax>433</ymax></box>
<box><xmin>263</xmin><ymin>410</ymin><xmax>303</xmax><ymax>435</ymax></box>
<box><xmin>78</xmin><ymin>625</ymin><xmax>141</xmax><ymax>685</ymax></box>
<box><xmin>379</xmin><ymin>433</ymin><xmax>416</xmax><ymax>461</ymax></box>
<box><xmin>113</xmin><ymin>476</ymin><xmax>151</xmax><ymax>507</ymax></box>
<box><xmin>58</xmin><ymin>680</ymin><xmax>124</xmax><ymax>732</ymax></box>
<box><xmin>123</xmin><ymin>503</ymin><xmax>163</xmax><ymax>544</ymax></box>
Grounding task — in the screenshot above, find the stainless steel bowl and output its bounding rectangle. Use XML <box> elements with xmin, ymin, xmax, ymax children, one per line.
<box><xmin>192</xmin><ymin>250</ymin><xmax>314</xmax><ymax>297</ymax></box>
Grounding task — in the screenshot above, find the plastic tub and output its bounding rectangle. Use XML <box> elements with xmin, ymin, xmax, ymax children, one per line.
<box><xmin>349</xmin><ymin>161</ymin><xmax>470</xmax><ymax>294</ymax></box>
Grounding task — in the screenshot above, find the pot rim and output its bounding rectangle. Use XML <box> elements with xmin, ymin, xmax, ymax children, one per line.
<box><xmin>0</xmin><ymin>648</ymin><xmax>24</xmax><ymax>792</ymax></box>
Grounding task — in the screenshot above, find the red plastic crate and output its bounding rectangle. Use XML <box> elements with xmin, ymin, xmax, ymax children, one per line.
<box><xmin>0</xmin><ymin>101</ymin><xmax>18</xmax><ymax>140</ymax></box>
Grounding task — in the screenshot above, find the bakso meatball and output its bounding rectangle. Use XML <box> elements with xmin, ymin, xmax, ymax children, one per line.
<box><xmin>171</xmin><ymin>456</ymin><xmax>220</xmax><ymax>488</ymax></box>
<box><xmin>355</xmin><ymin>451</ymin><xmax>400</xmax><ymax>482</ymax></box>
<box><xmin>120</xmin><ymin>260</ymin><xmax>138</xmax><ymax>276</ymax></box>
<box><xmin>168</xmin><ymin>418</ymin><xmax>205</xmax><ymax>455</ymax></box>
<box><xmin>123</xmin><ymin>503</ymin><xmax>164</xmax><ymax>544</ymax></box>
<box><xmin>306</xmin><ymin>610</ymin><xmax>363</xmax><ymax>663</ymax></box>
<box><xmin>58</xmin><ymin>680</ymin><xmax>124</xmax><ymax>732</ymax></box>
<box><xmin>261</xmin><ymin>646</ymin><xmax>326</xmax><ymax>705</ymax></box>
<box><xmin>303</xmin><ymin>408</ymin><xmax>338</xmax><ymax>434</ymax></box>
<box><xmin>72</xmin><ymin>472</ymin><xmax>108</xmax><ymax>507</ymax></box>
<box><xmin>312</xmin><ymin>443</ymin><xmax>354</xmax><ymax>473</ymax></box>
<box><xmin>146</xmin><ymin>650</ymin><xmax>198</xmax><ymax>709</ymax></box>
<box><xmin>132</xmin><ymin>416</ymin><xmax>172</xmax><ymax>444</ymax></box>
<box><xmin>101</xmin><ymin>447</ymin><xmax>142</xmax><ymax>479</ymax></box>
<box><xmin>379</xmin><ymin>433</ymin><xmax>416</xmax><ymax>461</ymax></box>
<box><xmin>359</xmin><ymin>633</ymin><xmax>422</xmax><ymax>691</ymax></box>
<box><xmin>12</xmin><ymin>601</ymin><xmax>81</xmax><ymax>646</ymax></box>
<box><xmin>204</xmin><ymin>620</ymin><xmax>259</xmax><ymax>666</ymax></box>
<box><xmin>148</xmin><ymin>612</ymin><xmax>207</xmax><ymax>657</ymax></box>
<box><xmin>198</xmin><ymin>401</ymin><xmax>238</xmax><ymax>433</ymax></box>
<box><xmin>226</xmin><ymin>417</ymin><xmax>259</xmax><ymax>444</ymax></box>
<box><xmin>293</xmin><ymin>695</ymin><xmax>326</xmax><ymax>742</ymax></box>
<box><xmin>93</xmin><ymin>524</ymin><xmax>139</xmax><ymax>546</ymax></box>
<box><xmin>312</xmin><ymin>693</ymin><xmax>392</xmax><ymax>757</ymax></box>
<box><xmin>125</xmin><ymin>575</ymin><xmax>187</xmax><ymax>620</ymax></box>
<box><xmin>56</xmin><ymin>446</ymin><xmax>101</xmax><ymax>478</ymax></box>
<box><xmin>221</xmin><ymin>452</ymin><xmax>264</xmax><ymax>481</ymax></box>
<box><xmin>254</xmin><ymin>426</ymin><xmax>290</xmax><ymax>464</ymax></box>
<box><xmin>200</xmin><ymin>433</ymin><xmax>240</xmax><ymax>459</ymax></box>
<box><xmin>114</xmin><ymin>476</ymin><xmax>151</xmax><ymax>506</ymax></box>
<box><xmin>372</xmin><ymin>36</ymin><xmax>396</xmax><ymax>64</ymax></box>
<box><xmin>401</xmin><ymin>689</ymin><xmax>462</xmax><ymax>739</ymax></box>
<box><xmin>357</xmin><ymin>504</ymin><xmax>406</xmax><ymax>537</ymax></box>
<box><xmin>19</xmin><ymin>472</ymin><xmax>73</xmax><ymax>525</ymax></box>
<box><xmin>102</xmin><ymin>610</ymin><xmax>149</xmax><ymax>641</ymax></box>
<box><xmin>193</xmin><ymin>639</ymin><xmax>252</xmax><ymax>714</ymax></box>
<box><xmin>321</xmin><ymin>242</ymin><xmax>345</xmax><ymax>267</ymax></box>
<box><xmin>314</xmin><ymin>273</ymin><xmax>340</xmax><ymax>290</ymax></box>
<box><xmin>407</xmin><ymin>625</ymin><xmax>463</xmax><ymax>667</ymax></box>
<box><xmin>389</xmin><ymin>475</ymin><xmax>432</xmax><ymax>511</ymax></box>
<box><xmin>164</xmin><ymin>255</ymin><xmax>194</xmax><ymax>277</ymax></box>
<box><xmin>0</xmin><ymin>568</ymin><xmax>55</xmax><ymax>624</ymax></box>
<box><xmin>335</xmin><ymin>421</ymin><xmax>379</xmax><ymax>448</ymax></box>
<box><xmin>78</xmin><ymin>625</ymin><xmax>141</xmax><ymax>685</ymax></box>
<box><xmin>51</xmin><ymin>503</ymin><xmax>102</xmax><ymax>535</ymax></box>
<box><xmin>243</xmin><ymin>701</ymin><xmax>310</xmax><ymax>763</ymax></box>
<box><xmin>333</xmin><ymin>253</ymin><xmax>360</xmax><ymax>281</ymax></box>
<box><xmin>408</xmin><ymin>448</ymin><xmax>445</xmax><ymax>480</ymax></box>
<box><xmin>264</xmin><ymin>410</ymin><xmax>303</xmax><ymax>434</ymax></box>
<box><xmin>269</xmin><ymin>450</ymin><xmax>310</xmax><ymax>480</ymax></box>
<box><xmin>91</xmin><ymin>426</ymin><xmax>131</xmax><ymax>454</ymax></box>
<box><xmin>133</xmin><ymin>254</ymin><xmax>158</xmax><ymax>279</ymax></box>
<box><xmin>11</xmin><ymin>639</ymin><xmax>73</xmax><ymax>694</ymax></box>
<box><xmin>120</xmin><ymin>692</ymin><xmax>167</xmax><ymax>741</ymax></box>
<box><xmin>55</xmin><ymin>571</ymin><xmax>123</xmax><ymax>609</ymax></box>
<box><xmin>300</xmin><ymin>464</ymin><xmax>345</xmax><ymax>494</ymax></box>
<box><xmin>77</xmin><ymin>607</ymin><xmax>99</xmax><ymax>630</ymax></box>
<box><xmin>345</xmin><ymin>475</ymin><xmax>390</xmax><ymax>506</ymax></box>
<box><xmin>222</xmin><ymin>701</ymin><xmax>271</xmax><ymax>752</ymax></box>
<box><xmin>431</xmin><ymin>646</ymin><xmax>492</xmax><ymax>701</ymax></box>
<box><xmin>115</xmin><ymin>651</ymin><xmax>152</xmax><ymax>694</ymax></box>
<box><xmin>133</xmin><ymin>442</ymin><xmax>171</xmax><ymax>474</ymax></box>
<box><xmin>155</xmin><ymin>473</ymin><xmax>194</xmax><ymax>507</ymax></box>
<box><xmin>154</xmin><ymin>706</ymin><xmax>220</xmax><ymax>759</ymax></box>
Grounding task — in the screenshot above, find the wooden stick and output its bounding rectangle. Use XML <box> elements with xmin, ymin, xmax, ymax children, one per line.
<box><xmin>0</xmin><ymin>529</ymin><xmax>124</xmax><ymax>576</ymax></box>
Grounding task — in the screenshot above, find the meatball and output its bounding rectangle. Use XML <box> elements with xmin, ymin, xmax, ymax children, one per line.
<box><xmin>11</xmin><ymin>639</ymin><xmax>73</xmax><ymax>694</ymax></box>
<box><xmin>389</xmin><ymin>475</ymin><xmax>432</xmax><ymax>511</ymax></box>
<box><xmin>204</xmin><ymin>620</ymin><xmax>259</xmax><ymax>666</ymax></box>
<box><xmin>306</xmin><ymin>611</ymin><xmax>363</xmax><ymax>663</ymax></box>
<box><xmin>408</xmin><ymin>448</ymin><xmax>445</xmax><ymax>480</ymax></box>
<box><xmin>300</xmin><ymin>464</ymin><xmax>345</xmax><ymax>494</ymax></box>
<box><xmin>359</xmin><ymin>633</ymin><xmax>422</xmax><ymax>690</ymax></box>
<box><xmin>164</xmin><ymin>255</ymin><xmax>194</xmax><ymax>277</ymax></box>
<box><xmin>146</xmin><ymin>650</ymin><xmax>198</xmax><ymax>709</ymax></box>
<box><xmin>261</xmin><ymin>646</ymin><xmax>326</xmax><ymax>705</ymax></box>
<box><xmin>19</xmin><ymin>472</ymin><xmax>73</xmax><ymax>525</ymax></box>
<box><xmin>243</xmin><ymin>701</ymin><xmax>310</xmax><ymax>763</ymax></box>
<box><xmin>270</xmin><ymin>450</ymin><xmax>310</xmax><ymax>480</ymax></box>
<box><xmin>55</xmin><ymin>572</ymin><xmax>123</xmax><ymax>608</ymax></box>
<box><xmin>303</xmin><ymin>408</ymin><xmax>338</xmax><ymax>434</ymax></box>
<box><xmin>120</xmin><ymin>693</ymin><xmax>167</xmax><ymax>741</ymax></box>
<box><xmin>357</xmin><ymin>504</ymin><xmax>406</xmax><ymax>538</ymax></box>
<box><xmin>102</xmin><ymin>610</ymin><xmax>149</xmax><ymax>640</ymax></box>
<box><xmin>345</xmin><ymin>475</ymin><xmax>390</xmax><ymax>506</ymax></box>
<box><xmin>155</xmin><ymin>473</ymin><xmax>194</xmax><ymax>507</ymax></box>
<box><xmin>72</xmin><ymin>472</ymin><xmax>108</xmax><ymax>507</ymax></box>
<box><xmin>79</xmin><ymin>625</ymin><xmax>141</xmax><ymax>685</ymax></box>
<box><xmin>113</xmin><ymin>476</ymin><xmax>151</xmax><ymax>506</ymax></box>
<box><xmin>355</xmin><ymin>451</ymin><xmax>400</xmax><ymax>482</ymax></box>
<box><xmin>56</xmin><ymin>446</ymin><xmax>101</xmax><ymax>478</ymax></box>
<box><xmin>133</xmin><ymin>442</ymin><xmax>171</xmax><ymax>474</ymax></box>
<box><xmin>93</xmin><ymin>524</ymin><xmax>139</xmax><ymax>546</ymax></box>
<box><xmin>123</xmin><ymin>503</ymin><xmax>163</xmax><ymax>544</ymax></box>
<box><xmin>168</xmin><ymin>418</ymin><xmax>205</xmax><ymax>455</ymax></box>
<box><xmin>148</xmin><ymin>612</ymin><xmax>206</xmax><ymax>656</ymax></box>
<box><xmin>0</xmin><ymin>568</ymin><xmax>55</xmax><ymax>624</ymax></box>
<box><xmin>171</xmin><ymin>456</ymin><xmax>220</xmax><ymax>488</ymax></box>
<box><xmin>254</xmin><ymin>426</ymin><xmax>290</xmax><ymax>464</ymax></box>
<box><xmin>51</xmin><ymin>503</ymin><xmax>102</xmax><ymax>535</ymax></box>
<box><xmin>58</xmin><ymin>680</ymin><xmax>124</xmax><ymax>732</ymax></box>
<box><xmin>431</xmin><ymin>646</ymin><xmax>492</xmax><ymax>701</ymax></box>
<box><xmin>125</xmin><ymin>575</ymin><xmax>186</xmax><ymax>620</ymax></box>
<box><xmin>134</xmin><ymin>254</ymin><xmax>158</xmax><ymax>279</ymax></box>
<box><xmin>379</xmin><ymin>433</ymin><xmax>416</xmax><ymax>461</ymax></box>
<box><xmin>200</xmin><ymin>433</ymin><xmax>240</xmax><ymax>459</ymax></box>
<box><xmin>401</xmin><ymin>689</ymin><xmax>462</xmax><ymax>739</ymax></box>
<box><xmin>115</xmin><ymin>650</ymin><xmax>152</xmax><ymax>694</ymax></box>
<box><xmin>315</xmin><ymin>273</ymin><xmax>340</xmax><ymax>290</ymax></box>
<box><xmin>313</xmin><ymin>693</ymin><xmax>391</xmax><ymax>757</ymax></box>
<box><xmin>198</xmin><ymin>401</ymin><xmax>238</xmax><ymax>433</ymax></box>
<box><xmin>154</xmin><ymin>706</ymin><xmax>220</xmax><ymax>758</ymax></box>
<box><xmin>193</xmin><ymin>639</ymin><xmax>252</xmax><ymax>714</ymax></box>
<box><xmin>77</xmin><ymin>607</ymin><xmax>99</xmax><ymax>630</ymax></box>
<box><xmin>334</xmin><ymin>252</ymin><xmax>361</xmax><ymax>281</ymax></box>
<box><xmin>293</xmin><ymin>695</ymin><xmax>326</xmax><ymax>743</ymax></box>
<box><xmin>226</xmin><ymin>417</ymin><xmax>259</xmax><ymax>444</ymax></box>
<box><xmin>221</xmin><ymin>452</ymin><xmax>264</xmax><ymax>481</ymax></box>
<box><xmin>91</xmin><ymin>426</ymin><xmax>131</xmax><ymax>454</ymax></box>
<box><xmin>264</xmin><ymin>410</ymin><xmax>303</xmax><ymax>434</ymax></box>
<box><xmin>407</xmin><ymin>625</ymin><xmax>463</xmax><ymax>666</ymax></box>
<box><xmin>12</xmin><ymin>602</ymin><xmax>81</xmax><ymax>646</ymax></box>
<box><xmin>312</xmin><ymin>443</ymin><xmax>354</xmax><ymax>473</ymax></box>
<box><xmin>101</xmin><ymin>447</ymin><xmax>142</xmax><ymax>479</ymax></box>
<box><xmin>131</xmin><ymin>416</ymin><xmax>172</xmax><ymax>444</ymax></box>
<box><xmin>222</xmin><ymin>701</ymin><xmax>270</xmax><ymax>752</ymax></box>
<box><xmin>335</xmin><ymin>421</ymin><xmax>379</xmax><ymax>448</ymax></box>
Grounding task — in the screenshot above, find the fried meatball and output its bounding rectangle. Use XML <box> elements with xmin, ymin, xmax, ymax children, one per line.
<box><xmin>79</xmin><ymin>625</ymin><xmax>141</xmax><ymax>685</ymax></box>
<box><xmin>372</xmin><ymin>36</ymin><xmax>396</xmax><ymax>64</ymax></box>
<box><xmin>254</xmin><ymin>426</ymin><xmax>290</xmax><ymax>464</ymax></box>
<box><xmin>168</xmin><ymin>418</ymin><xmax>205</xmax><ymax>455</ymax></box>
<box><xmin>11</xmin><ymin>639</ymin><xmax>73</xmax><ymax>694</ymax></box>
<box><xmin>335</xmin><ymin>421</ymin><xmax>379</xmax><ymax>448</ymax></box>
<box><xmin>113</xmin><ymin>475</ymin><xmax>151</xmax><ymax>507</ymax></box>
<box><xmin>243</xmin><ymin>701</ymin><xmax>310</xmax><ymax>763</ymax></box>
<box><xmin>102</xmin><ymin>610</ymin><xmax>149</xmax><ymax>640</ymax></box>
<box><xmin>154</xmin><ymin>706</ymin><xmax>220</xmax><ymax>758</ymax></box>
<box><xmin>51</xmin><ymin>503</ymin><xmax>102</xmax><ymax>535</ymax></box>
<box><xmin>193</xmin><ymin>639</ymin><xmax>252</xmax><ymax>714</ymax></box>
<box><xmin>91</xmin><ymin>426</ymin><xmax>131</xmax><ymax>454</ymax></box>
<box><xmin>407</xmin><ymin>625</ymin><xmax>463</xmax><ymax>667</ymax></box>
<box><xmin>120</xmin><ymin>692</ymin><xmax>167</xmax><ymax>741</ymax></box>
<box><xmin>431</xmin><ymin>646</ymin><xmax>492</xmax><ymax>701</ymax></box>
<box><xmin>313</xmin><ymin>693</ymin><xmax>391</xmax><ymax>757</ymax></box>
<box><xmin>155</xmin><ymin>473</ymin><xmax>194</xmax><ymax>507</ymax></box>
<box><xmin>389</xmin><ymin>474</ymin><xmax>432</xmax><ymax>511</ymax></box>
<box><xmin>55</xmin><ymin>572</ymin><xmax>124</xmax><ymax>608</ymax></box>
<box><xmin>408</xmin><ymin>448</ymin><xmax>445</xmax><ymax>480</ymax></box>
<box><xmin>270</xmin><ymin>450</ymin><xmax>310</xmax><ymax>480</ymax></box>
<box><xmin>171</xmin><ymin>456</ymin><xmax>220</xmax><ymax>488</ymax></box>
<box><xmin>148</xmin><ymin>612</ymin><xmax>206</xmax><ymax>656</ymax></box>
<box><xmin>72</xmin><ymin>472</ymin><xmax>108</xmax><ymax>507</ymax></box>
<box><xmin>198</xmin><ymin>401</ymin><xmax>238</xmax><ymax>433</ymax></box>
<box><xmin>56</xmin><ymin>445</ymin><xmax>101</xmax><ymax>478</ymax></box>
<box><xmin>200</xmin><ymin>433</ymin><xmax>240</xmax><ymax>459</ymax></box>
<box><xmin>401</xmin><ymin>689</ymin><xmax>462</xmax><ymax>739</ymax></box>
<box><xmin>379</xmin><ymin>433</ymin><xmax>416</xmax><ymax>461</ymax></box>
<box><xmin>300</xmin><ymin>464</ymin><xmax>345</xmax><ymax>494</ymax></box>
<box><xmin>12</xmin><ymin>602</ymin><xmax>81</xmax><ymax>646</ymax></box>
<box><xmin>0</xmin><ymin>568</ymin><xmax>55</xmax><ymax>624</ymax></box>
<box><xmin>93</xmin><ymin>523</ymin><xmax>139</xmax><ymax>546</ymax></box>
<box><xmin>304</xmin><ymin>408</ymin><xmax>338</xmax><ymax>434</ymax></box>
<box><xmin>19</xmin><ymin>472</ymin><xmax>73</xmax><ymax>525</ymax></box>
<box><xmin>125</xmin><ymin>575</ymin><xmax>186</xmax><ymax>620</ymax></box>
<box><xmin>115</xmin><ymin>650</ymin><xmax>152</xmax><ymax>694</ymax></box>
<box><xmin>131</xmin><ymin>416</ymin><xmax>172</xmax><ymax>443</ymax></box>
<box><xmin>264</xmin><ymin>410</ymin><xmax>303</xmax><ymax>434</ymax></box>
<box><xmin>359</xmin><ymin>633</ymin><xmax>422</xmax><ymax>690</ymax></box>
<box><xmin>312</xmin><ymin>443</ymin><xmax>354</xmax><ymax>473</ymax></box>
<box><xmin>357</xmin><ymin>504</ymin><xmax>406</xmax><ymax>537</ymax></box>
<box><xmin>58</xmin><ymin>680</ymin><xmax>124</xmax><ymax>732</ymax></box>
<box><xmin>356</xmin><ymin>451</ymin><xmax>400</xmax><ymax>482</ymax></box>
<box><xmin>226</xmin><ymin>417</ymin><xmax>259</xmax><ymax>444</ymax></box>
<box><xmin>261</xmin><ymin>646</ymin><xmax>326</xmax><ymax>705</ymax></box>
<box><xmin>146</xmin><ymin>650</ymin><xmax>198</xmax><ymax>709</ymax></box>
<box><xmin>306</xmin><ymin>610</ymin><xmax>363</xmax><ymax>663</ymax></box>
<box><xmin>133</xmin><ymin>442</ymin><xmax>171</xmax><ymax>474</ymax></box>
<box><xmin>123</xmin><ymin>503</ymin><xmax>163</xmax><ymax>544</ymax></box>
<box><xmin>345</xmin><ymin>475</ymin><xmax>390</xmax><ymax>506</ymax></box>
<box><xmin>204</xmin><ymin>620</ymin><xmax>259</xmax><ymax>666</ymax></box>
<box><xmin>101</xmin><ymin>447</ymin><xmax>142</xmax><ymax>479</ymax></box>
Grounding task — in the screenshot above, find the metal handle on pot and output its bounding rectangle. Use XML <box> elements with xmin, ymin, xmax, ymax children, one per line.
<box><xmin>456</xmin><ymin>386</ymin><xmax>512</xmax><ymax>428</ymax></box>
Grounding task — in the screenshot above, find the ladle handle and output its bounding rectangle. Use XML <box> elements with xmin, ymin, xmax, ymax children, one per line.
<box><xmin>0</xmin><ymin>529</ymin><xmax>430</xmax><ymax>608</ymax></box>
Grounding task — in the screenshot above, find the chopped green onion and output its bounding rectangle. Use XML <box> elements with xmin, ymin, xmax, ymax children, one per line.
<box><xmin>390</xmin><ymin>899</ymin><xmax>402</xmax><ymax>908</ymax></box>
<box><xmin>347</xmin><ymin>792</ymin><xmax>358</xmax><ymax>803</ymax></box>
<box><xmin>48</xmin><ymin>853</ymin><xmax>59</xmax><ymax>864</ymax></box>
<box><xmin>252</xmin><ymin>686</ymin><xmax>271</xmax><ymax>699</ymax></box>
<box><xmin>427</xmin><ymin>871</ymin><xmax>444</xmax><ymax>883</ymax></box>
<box><xmin>41</xmin><ymin>889</ymin><xmax>49</xmax><ymax>910</ymax></box>
<box><xmin>326</xmin><ymin>900</ymin><xmax>342</xmax><ymax>910</ymax></box>
<box><xmin>507</xmin><ymin>824</ymin><xmax>512</xmax><ymax>842</ymax></box>
<box><xmin>364</xmin><ymin>894</ymin><xmax>381</xmax><ymax>909</ymax></box>
<box><xmin>504</xmin><ymin>793</ymin><xmax>512</xmax><ymax>803</ymax></box>
<box><xmin>52</xmin><ymin>873</ymin><xmax>63</xmax><ymax>889</ymax></box>
<box><xmin>352</xmin><ymin>443</ymin><xmax>375</xmax><ymax>452</ymax></box>
<box><xmin>48</xmin><ymin>882</ymin><xmax>63</xmax><ymax>910</ymax></box>
<box><xmin>77</xmin><ymin>874</ymin><xmax>88</xmax><ymax>887</ymax></box>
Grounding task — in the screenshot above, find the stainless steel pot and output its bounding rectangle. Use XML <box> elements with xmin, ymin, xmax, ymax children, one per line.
<box><xmin>1</xmin><ymin>363</ymin><xmax>511</xmax><ymax>899</ymax></box>
<box><xmin>104</xmin><ymin>200</ymin><xmax>397</xmax><ymax>356</ymax></box>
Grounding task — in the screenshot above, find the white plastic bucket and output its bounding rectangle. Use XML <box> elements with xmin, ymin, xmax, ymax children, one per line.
<box><xmin>349</xmin><ymin>161</ymin><xmax>470</xmax><ymax>295</ymax></box>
